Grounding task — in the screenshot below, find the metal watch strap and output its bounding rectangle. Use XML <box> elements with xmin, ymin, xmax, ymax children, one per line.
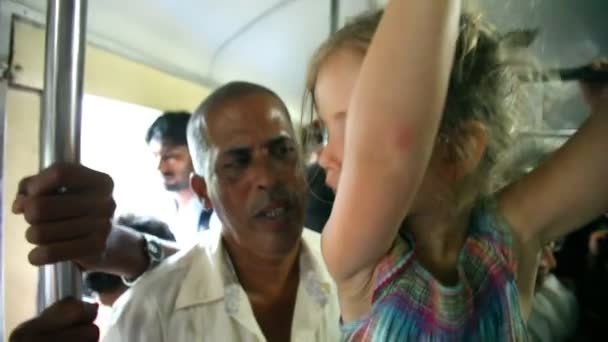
<box><xmin>121</xmin><ymin>233</ymin><xmax>164</xmax><ymax>287</ymax></box>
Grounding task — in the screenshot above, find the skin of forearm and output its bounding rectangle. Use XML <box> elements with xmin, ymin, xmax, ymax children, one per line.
<box><xmin>89</xmin><ymin>225</ymin><xmax>179</xmax><ymax>279</ymax></box>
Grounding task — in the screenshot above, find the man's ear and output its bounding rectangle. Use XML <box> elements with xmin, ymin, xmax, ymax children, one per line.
<box><xmin>190</xmin><ymin>173</ymin><xmax>212</xmax><ymax>209</ymax></box>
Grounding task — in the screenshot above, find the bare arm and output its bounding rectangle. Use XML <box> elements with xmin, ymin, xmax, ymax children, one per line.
<box><xmin>500</xmin><ymin>78</ymin><xmax>608</xmax><ymax>252</ymax></box>
<box><xmin>92</xmin><ymin>225</ymin><xmax>180</xmax><ymax>279</ymax></box>
<box><xmin>321</xmin><ymin>0</ymin><xmax>461</xmax><ymax>283</ymax></box>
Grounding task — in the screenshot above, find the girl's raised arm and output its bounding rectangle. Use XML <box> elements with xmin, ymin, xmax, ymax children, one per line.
<box><xmin>322</xmin><ymin>0</ymin><xmax>461</xmax><ymax>284</ymax></box>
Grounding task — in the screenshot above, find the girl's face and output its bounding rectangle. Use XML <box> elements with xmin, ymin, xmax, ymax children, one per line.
<box><xmin>313</xmin><ymin>48</ymin><xmax>457</xmax><ymax>214</ymax></box>
<box><xmin>314</xmin><ymin>48</ymin><xmax>363</xmax><ymax>191</ymax></box>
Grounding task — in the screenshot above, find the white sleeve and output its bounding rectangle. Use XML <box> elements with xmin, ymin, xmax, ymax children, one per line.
<box><xmin>103</xmin><ymin>289</ymin><xmax>165</xmax><ymax>342</ymax></box>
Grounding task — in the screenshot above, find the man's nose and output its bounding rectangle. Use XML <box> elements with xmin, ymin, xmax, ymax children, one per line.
<box><xmin>251</xmin><ymin>154</ymin><xmax>279</xmax><ymax>189</ymax></box>
<box><xmin>157</xmin><ymin>158</ymin><xmax>169</xmax><ymax>173</ymax></box>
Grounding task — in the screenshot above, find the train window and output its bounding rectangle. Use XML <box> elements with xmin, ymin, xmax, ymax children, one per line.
<box><xmin>81</xmin><ymin>94</ymin><xmax>168</xmax><ymax>219</ymax></box>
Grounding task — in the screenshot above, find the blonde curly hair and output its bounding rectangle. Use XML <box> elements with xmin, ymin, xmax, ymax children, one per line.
<box><xmin>303</xmin><ymin>10</ymin><xmax>529</xmax><ymax>199</ymax></box>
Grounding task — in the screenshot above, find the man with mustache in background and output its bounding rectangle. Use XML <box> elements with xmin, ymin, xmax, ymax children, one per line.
<box><xmin>146</xmin><ymin>111</ymin><xmax>213</xmax><ymax>245</ymax></box>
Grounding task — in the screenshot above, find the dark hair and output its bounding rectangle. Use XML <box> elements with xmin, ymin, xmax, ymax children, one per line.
<box><xmin>187</xmin><ymin>81</ymin><xmax>293</xmax><ymax>176</ymax></box>
<box><xmin>115</xmin><ymin>214</ymin><xmax>176</xmax><ymax>241</ymax></box>
<box><xmin>145</xmin><ymin>111</ymin><xmax>191</xmax><ymax>146</ymax></box>
<box><xmin>84</xmin><ymin>215</ymin><xmax>175</xmax><ymax>295</ymax></box>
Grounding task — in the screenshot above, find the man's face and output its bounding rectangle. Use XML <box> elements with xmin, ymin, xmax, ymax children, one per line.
<box><xmin>149</xmin><ymin>140</ymin><xmax>193</xmax><ymax>192</ymax></box>
<box><xmin>202</xmin><ymin>93</ymin><xmax>307</xmax><ymax>256</ymax></box>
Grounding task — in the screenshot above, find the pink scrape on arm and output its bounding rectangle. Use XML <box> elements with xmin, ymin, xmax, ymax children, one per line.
<box><xmin>393</xmin><ymin>126</ymin><xmax>414</xmax><ymax>151</ymax></box>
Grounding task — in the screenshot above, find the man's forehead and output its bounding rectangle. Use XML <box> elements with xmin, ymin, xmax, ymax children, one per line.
<box><xmin>205</xmin><ymin>95</ymin><xmax>294</xmax><ymax>147</ymax></box>
<box><xmin>214</xmin><ymin>130</ymin><xmax>294</xmax><ymax>156</ymax></box>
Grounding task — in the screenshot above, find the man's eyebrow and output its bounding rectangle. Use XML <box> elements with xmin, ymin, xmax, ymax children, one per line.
<box><xmin>265</xmin><ymin>135</ymin><xmax>293</xmax><ymax>146</ymax></box>
<box><xmin>221</xmin><ymin>146</ymin><xmax>251</xmax><ymax>158</ymax></box>
<box><xmin>218</xmin><ymin>135</ymin><xmax>293</xmax><ymax>158</ymax></box>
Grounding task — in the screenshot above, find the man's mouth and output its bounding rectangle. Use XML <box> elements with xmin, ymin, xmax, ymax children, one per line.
<box><xmin>256</xmin><ymin>203</ymin><xmax>291</xmax><ymax>220</ymax></box>
<box><xmin>262</xmin><ymin>207</ymin><xmax>287</xmax><ymax>218</ymax></box>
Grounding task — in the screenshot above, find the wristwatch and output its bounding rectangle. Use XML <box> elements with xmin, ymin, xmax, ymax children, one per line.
<box><xmin>121</xmin><ymin>233</ymin><xmax>164</xmax><ymax>287</ymax></box>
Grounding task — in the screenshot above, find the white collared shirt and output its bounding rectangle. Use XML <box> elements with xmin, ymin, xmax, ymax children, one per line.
<box><xmin>527</xmin><ymin>274</ymin><xmax>578</xmax><ymax>342</ymax></box>
<box><xmin>163</xmin><ymin>196</ymin><xmax>204</xmax><ymax>247</ymax></box>
<box><xmin>122</xmin><ymin>192</ymin><xmax>205</xmax><ymax>248</ymax></box>
<box><xmin>104</xmin><ymin>227</ymin><xmax>340</xmax><ymax>342</ymax></box>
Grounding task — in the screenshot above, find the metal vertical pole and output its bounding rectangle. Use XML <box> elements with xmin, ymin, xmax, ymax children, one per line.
<box><xmin>330</xmin><ymin>0</ymin><xmax>339</xmax><ymax>35</ymax></box>
<box><xmin>0</xmin><ymin>5</ymin><xmax>9</xmax><ymax>337</ymax></box>
<box><xmin>38</xmin><ymin>0</ymin><xmax>88</xmax><ymax>312</ymax></box>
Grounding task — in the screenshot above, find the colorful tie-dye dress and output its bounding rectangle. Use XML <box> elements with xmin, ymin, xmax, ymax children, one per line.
<box><xmin>342</xmin><ymin>199</ymin><xmax>528</xmax><ymax>341</ymax></box>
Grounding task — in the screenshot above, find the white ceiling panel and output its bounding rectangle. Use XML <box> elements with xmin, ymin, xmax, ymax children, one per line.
<box><xmin>210</xmin><ymin>0</ymin><xmax>330</xmax><ymax>114</ymax></box>
<box><xmin>8</xmin><ymin>0</ymin><xmax>607</xmax><ymax>127</ymax></box>
<box><xmin>10</xmin><ymin>0</ymin><xmax>375</xmax><ymax>115</ymax></box>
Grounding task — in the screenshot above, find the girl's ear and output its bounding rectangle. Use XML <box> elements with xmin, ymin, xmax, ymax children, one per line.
<box><xmin>442</xmin><ymin>121</ymin><xmax>488</xmax><ymax>181</ymax></box>
<box><xmin>458</xmin><ymin>120</ymin><xmax>488</xmax><ymax>176</ymax></box>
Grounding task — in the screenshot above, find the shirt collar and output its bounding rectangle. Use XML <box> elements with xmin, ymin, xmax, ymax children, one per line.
<box><xmin>173</xmin><ymin>226</ymin><xmax>333</xmax><ymax>312</ymax></box>
<box><xmin>298</xmin><ymin>230</ymin><xmax>333</xmax><ymax>308</ymax></box>
<box><xmin>174</xmin><ymin>227</ymin><xmax>226</xmax><ymax>310</ymax></box>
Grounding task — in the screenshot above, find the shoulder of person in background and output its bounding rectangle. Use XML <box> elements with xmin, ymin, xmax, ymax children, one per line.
<box><xmin>304</xmin><ymin>163</ymin><xmax>334</xmax><ymax>233</ymax></box>
<box><xmin>554</xmin><ymin>215</ymin><xmax>608</xmax><ymax>284</ymax></box>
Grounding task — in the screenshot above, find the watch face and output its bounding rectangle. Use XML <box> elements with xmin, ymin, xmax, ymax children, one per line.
<box><xmin>149</xmin><ymin>242</ymin><xmax>160</xmax><ymax>255</ymax></box>
<box><xmin>147</xmin><ymin>238</ymin><xmax>163</xmax><ymax>262</ymax></box>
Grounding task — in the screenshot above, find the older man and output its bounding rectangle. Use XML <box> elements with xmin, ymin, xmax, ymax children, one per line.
<box><xmin>10</xmin><ymin>82</ymin><xmax>339</xmax><ymax>342</ymax></box>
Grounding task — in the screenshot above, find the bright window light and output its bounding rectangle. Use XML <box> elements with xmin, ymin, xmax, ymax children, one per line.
<box><xmin>81</xmin><ymin>94</ymin><xmax>168</xmax><ymax>219</ymax></box>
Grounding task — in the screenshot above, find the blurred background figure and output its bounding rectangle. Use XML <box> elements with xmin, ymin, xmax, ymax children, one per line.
<box><xmin>554</xmin><ymin>215</ymin><xmax>608</xmax><ymax>339</ymax></box>
<box><xmin>301</xmin><ymin>121</ymin><xmax>334</xmax><ymax>232</ymax></box>
<box><xmin>528</xmin><ymin>240</ymin><xmax>579</xmax><ymax>342</ymax></box>
<box><xmin>304</xmin><ymin>163</ymin><xmax>334</xmax><ymax>233</ymax></box>
<box><xmin>145</xmin><ymin>111</ymin><xmax>213</xmax><ymax>245</ymax></box>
